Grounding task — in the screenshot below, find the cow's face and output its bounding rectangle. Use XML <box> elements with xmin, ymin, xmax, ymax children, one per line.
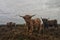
<box><xmin>23</xmin><ymin>16</ymin><xmax>31</xmax><ymax>19</ymax></box>
<box><xmin>19</xmin><ymin>15</ymin><xmax>35</xmax><ymax>23</ymax></box>
<box><xmin>22</xmin><ymin>15</ymin><xmax>32</xmax><ymax>22</ymax></box>
<box><xmin>23</xmin><ymin>15</ymin><xmax>32</xmax><ymax>22</ymax></box>
<box><xmin>42</xmin><ymin>19</ymin><xmax>46</xmax><ymax>21</ymax></box>
<box><xmin>42</xmin><ymin>19</ymin><xmax>48</xmax><ymax>23</ymax></box>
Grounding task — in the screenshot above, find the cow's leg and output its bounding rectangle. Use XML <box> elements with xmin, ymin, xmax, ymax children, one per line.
<box><xmin>28</xmin><ymin>26</ymin><xmax>33</xmax><ymax>35</ymax></box>
<box><xmin>54</xmin><ymin>24</ymin><xmax>58</xmax><ymax>30</ymax></box>
<box><xmin>37</xmin><ymin>26</ymin><xmax>40</xmax><ymax>33</ymax></box>
<box><xmin>33</xmin><ymin>26</ymin><xmax>35</xmax><ymax>32</ymax></box>
<box><xmin>38</xmin><ymin>24</ymin><xmax>42</xmax><ymax>33</ymax></box>
<box><xmin>55</xmin><ymin>24</ymin><xmax>58</xmax><ymax>27</ymax></box>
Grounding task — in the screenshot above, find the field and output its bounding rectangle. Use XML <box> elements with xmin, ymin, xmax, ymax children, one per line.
<box><xmin>0</xmin><ymin>24</ymin><xmax>60</xmax><ymax>40</ymax></box>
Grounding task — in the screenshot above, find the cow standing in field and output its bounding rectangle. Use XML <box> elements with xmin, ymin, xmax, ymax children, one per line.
<box><xmin>19</xmin><ymin>15</ymin><xmax>41</xmax><ymax>35</ymax></box>
<box><xmin>7</xmin><ymin>22</ymin><xmax>16</xmax><ymax>27</ymax></box>
<box><xmin>41</xmin><ymin>18</ymin><xmax>58</xmax><ymax>29</ymax></box>
<box><xmin>48</xmin><ymin>20</ymin><xmax>58</xmax><ymax>27</ymax></box>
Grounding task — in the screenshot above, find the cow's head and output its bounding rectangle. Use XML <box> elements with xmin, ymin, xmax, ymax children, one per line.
<box><xmin>41</xmin><ymin>17</ymin><xmax>48</xmax><ymax>23</ymax></box>
<box><xmin>19</xmin><ymin>15</ymin><xmax>35</xmax><ymax>23</ymax></box>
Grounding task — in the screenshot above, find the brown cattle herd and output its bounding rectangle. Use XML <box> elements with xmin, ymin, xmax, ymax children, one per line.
<box><xmin>18</xmin><ymin>15</ymin><xmax>58</xmax><ymax>35</ymax></box>
<box><xmin>0</xmin><ymin>15</ymin><xmax>59</xmax><ymax>40</ymax></box>
<box><xmin>6</xmin><ymin>15</ymin><xmax>58</xmax><ymax>35</ymax></box>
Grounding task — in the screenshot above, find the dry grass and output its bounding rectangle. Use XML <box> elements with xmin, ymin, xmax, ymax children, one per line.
<box><xmin>0</xmin><ymin>25</ymin><xmax>60</xmax><ymax>40</ymax></box>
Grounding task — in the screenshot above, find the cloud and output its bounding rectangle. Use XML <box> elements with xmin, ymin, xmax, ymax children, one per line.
<box><xmin>0</xmin><ymin>0</ymin><xmax>60</xmax><ymax>24</ymax></box>
<box><xmin>46</xmin><ymin>0</ymin><xmax>60</xmax><ymax>8</ymax></box>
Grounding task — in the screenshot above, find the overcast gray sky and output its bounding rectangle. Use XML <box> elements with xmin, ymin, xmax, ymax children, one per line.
<box><xmin>0</xmin><ymin>0</ymin><xmax>60</xmax><ymax>24</ymax></box>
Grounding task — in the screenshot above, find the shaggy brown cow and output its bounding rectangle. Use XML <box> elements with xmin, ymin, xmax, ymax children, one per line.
<box><xmin>19</xmin><ymin>15</ymin><xmax>41</xmax><ymax>35</ymax></box>
<box><xmin>7</xmin><ymin>22</ymin><xmax>16</xmax><ymax>27</ymax></box>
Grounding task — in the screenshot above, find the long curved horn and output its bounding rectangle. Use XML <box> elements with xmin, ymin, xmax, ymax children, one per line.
<box><xmin>19</xmin><ymin>16</ymin><xmax>23</xmax><ymax>17</ymax></box>
<box><xmin>31</xmin><ymin>15</ymin><xmax>35</xmax><ymax>17</ymax></box>
<box><xmin>18</xmin><ymin>15</ymin><xmax>23</xmax><ymax>17</ymax></box>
